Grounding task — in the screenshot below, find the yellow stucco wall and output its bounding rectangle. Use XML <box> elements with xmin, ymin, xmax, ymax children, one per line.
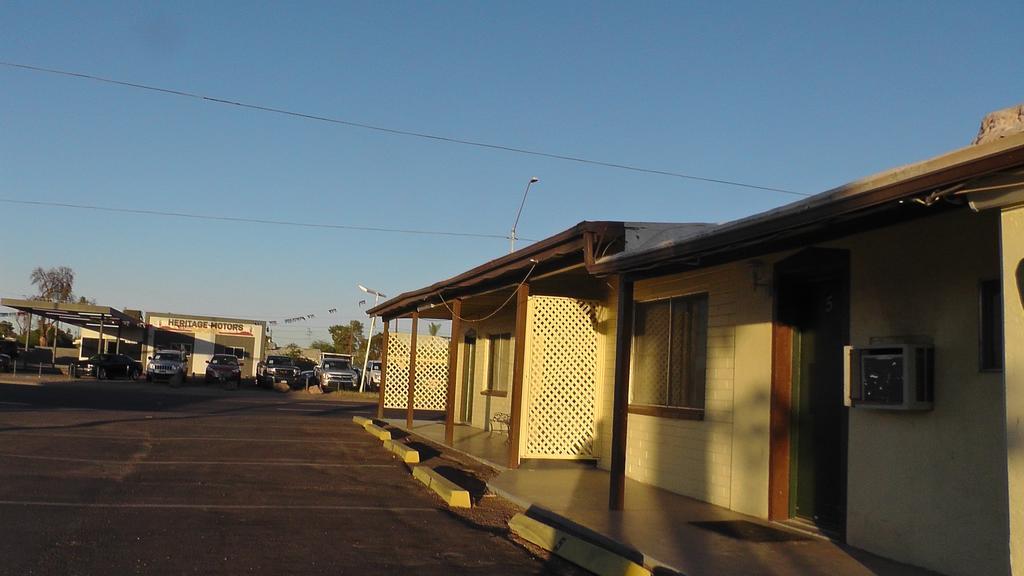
<box><xmin>627</xmin><ymin>261</ymin><xmax>775</xmax><ymax>516</ymax></box>
<box><xmin>629</xmin><ymin>264</ymin><xmax>744</xmax><ymax>509</ymax></box>
<box><xmin>463</xmin><ymin>309</ymin><xmax>517</xmax><ymax>431</ymax></box>
<box><xmin>623</xmin><ymin>208</ymin><xmax>1009</xmax><ymax>574</ymax></box>
<box><xmin>728</xmin><ymin>263</ymin><xmax>775</xmax><ymax>518</ymax></box>
<box><xmin>826</xmin><ymin>209</ymin><xmax>1008</xmax><ymax>576</ymax></box>
<box><xmin>1001</xmin><ymin>206</ymin><xmax>1024</xmax><ymax>576</ymax></box>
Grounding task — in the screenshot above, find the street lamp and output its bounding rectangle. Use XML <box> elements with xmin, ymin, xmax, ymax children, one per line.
<box><xmin>510</xmin><ymin>177</ymin><xmax>540</xmax><ymax>253</ymax></box>
<box><xmin>358</xmin><ymin>285</ymin><xmax>387</xmax><ymax>393</ymax></box>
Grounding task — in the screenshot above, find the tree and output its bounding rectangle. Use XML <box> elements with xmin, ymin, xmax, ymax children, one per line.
<box><xmin>364</xmin><ymin>332</ymin><xmax>384</xmax><ymax>362</ymax></box>
<box><xmin>0</xmin><ymin>321</ymin><xmax>15</xmax><ymax>339</ymax></box>
<box><xmin>29</xmin><ymin>266</ymin><xmax>75</xmax><ymax>347</ymax></box>
<box><xmin>352</xmin><ymin>327</ymin><xmax>385</xmax><ymax>362</ymax></box>
<box><xmin>283</xmin><ymin>343</ymin><xmax>303</xmax><ymax>360</ymax></box>
<box><xmin>328</xmin><ymin>321</ymin><xmax>366</xmax><ymax>357</ymax></box>
<box><xmin>428</xmin><ymin>322</ymin><xmax>442</xmax><ymax>336</ymax></box>
<box><xmin>310</xmin><ymin>340</ymin><xmax>335</xmax><ymax>353</ymax></box>
<box><xmin>31</xmin><ymin>266</ymin><xmax>75</xmax><ymax>303</ymax></box>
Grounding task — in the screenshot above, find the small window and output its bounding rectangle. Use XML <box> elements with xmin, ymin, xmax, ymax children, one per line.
<box><xmin>630</xmin><ymin>293</ymin><xmax>709</xmax><ymax>415</ymax></box>
<box><xmin>980</xmin><ymin>279</ymin><xmax>1002</xmax><ymax>371</ymax></box>
<box><xmin>487</xmin><ymin>333</ymin><xmax>512</xmax><ymax>393</ymax></box>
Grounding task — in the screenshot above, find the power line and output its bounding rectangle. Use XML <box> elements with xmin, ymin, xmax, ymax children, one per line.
<box><xmin>0</xmin><ymin>61</ymin><xmax>809</xmax><ymax>198</ymax></box>
<box><xmin>0</xmin><ymin>198</ymin><xmax>526</xmax><ymax>240</ymax></box>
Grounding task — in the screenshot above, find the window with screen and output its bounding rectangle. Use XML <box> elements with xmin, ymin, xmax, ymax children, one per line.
<box><xmin>630</xmin><ymin>293</ymin><xmax>708</xmax><ymax>414</ymax></box>
<box><xmin>980</xmin><ymin>279</ymin><xmax>1002</xmax><ymax>371</ymax></box>
<box><xmin>487</xmin><ymin>333</ymin><xmax>512</xmax><ymax>393</ymax></box>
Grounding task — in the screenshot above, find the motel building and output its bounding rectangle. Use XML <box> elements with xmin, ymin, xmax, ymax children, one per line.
<box><xmin>367</xmin><ymin>120</ymin><xmax>1024</xmax><ymax>575</ymax></box>
<box><xmin>0</xmin><ymin>300</ymin><xmax>267</xmax><ymax>380</ymax></box>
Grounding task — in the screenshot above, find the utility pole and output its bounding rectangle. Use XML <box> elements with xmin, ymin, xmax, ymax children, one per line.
<box><xmin>510</xmin><ymin>177</ymin><xmax>539</xmax><ymax>253</ymax></box>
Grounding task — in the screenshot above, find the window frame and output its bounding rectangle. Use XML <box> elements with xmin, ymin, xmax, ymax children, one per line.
<box><xmin>483</xmin><ymin>332</ymin><xmax>512</xmax><ymax>397</ymax></box>
<box><xmin>979</xmin><ymin>278</ymin><xmax>1003</xmax><ymax>372</ymax></box>
<box><xmin>628</xmin><ymin>292</ymin><xmax>709</xmax><ymax>420</ymax></box>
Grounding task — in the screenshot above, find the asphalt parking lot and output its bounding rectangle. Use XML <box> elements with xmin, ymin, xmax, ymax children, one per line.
<box><xmin>0</xmin><ymin>379</ymin><xmax>579</xmax><ymax>575</ymax></box>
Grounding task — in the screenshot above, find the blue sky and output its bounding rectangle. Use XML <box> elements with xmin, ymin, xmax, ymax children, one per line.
<box><xmin>2</xmin><ymin>1</ymin><xmax>1022</xmax><ymax>345</ymax></box>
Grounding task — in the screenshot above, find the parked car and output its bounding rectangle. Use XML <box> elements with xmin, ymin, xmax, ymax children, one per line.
<box><xmin>0</xmin><ymin>339</ymin><xmax>18</xmax><ymax>359</ymax></box>
<box><xmin>298</xmin><ymin>369</ymin><xmax>318</xmax><ymax>390</ymax></box>
<box><xmin>205</xmin><ymin>354</ymin><xmax>243</xmax><ymax>385</ymax></box>
<box><xmin>0</xmin><ymin>353</ymin><xmax>11</xmax><ymax>372</ymax></box>
<box><xmin>256</xmin><ymin>355</ymin><xmax>300</xmax><ymax>387</ymax></box>
<box><xmin>146</xmin><ymin>349</ymin><xmax>189</xmax><ymax>382</ymax></box>
<box><xmin>364</xmin><ymin>360</ymin><xmax>382</xmax><ymax>391</ymax></box>
<box><xmin>71</xmin><ymin>354</ymin><xmax>143</xmax><ymax>380</ymax></box>
<box><xmin>315</xmin><ymin>357</ymin><xmax>359</xmax><ymax>391</ymax></box>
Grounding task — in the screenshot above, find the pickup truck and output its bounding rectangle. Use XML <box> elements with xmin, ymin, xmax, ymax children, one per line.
<box><xmin>257</xmin><ymin>355</ymin><xmax>300</xmax><ymax>388</ymax></box>
<box><xmin>363</xmin><ymin>360</ymin><xmax>382</xmax><ymax>391</ymax></box>
<box><xmin>315</xmin><ymin>356</ymin><xmax>359</xmax><ymax>391</ymax></box>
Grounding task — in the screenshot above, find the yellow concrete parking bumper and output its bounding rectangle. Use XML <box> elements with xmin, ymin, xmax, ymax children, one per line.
<box><xmin>352</xmin><ymin>416</ymin><xmax>372</xmax><ymax>427</ymax></box>
<box><xmin>365</xmin><ymin>423</ymin><xmax>392</xmax><ymax>441</ymax></box>
<box><xmin>508</xmin><ymin>513</ymin><xmax>650</xmax><ymax>576</ymax></box>
<box><xmin>383</xmin><ymin>439</ymin><xmax>420</xmax><ymax>464</ymax></box>
<box><xmin>411</xmin><ymin>466</ymin><xmax>471</xmax><ymax>508</ymax></box>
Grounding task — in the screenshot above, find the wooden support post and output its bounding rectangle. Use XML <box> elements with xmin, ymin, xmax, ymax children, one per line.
<box><xmin>444</xmin><ymin>299</ymin><xmax>462</xmax><ymax>446</ymax></box>
<box><xmin>507</xmin><ymin>283</ymin><xmax>530</xmax><ymax>469</ymax></box>
<box><xmin>407</xmin><ymin>312</ymin><xmax>419</xmax><ymax>429</ymax></box>
<box><xmin>609</xmin><ymin>276</ymin><xmax>634</xmax><ymax>510</ymax></box>
<box><xmin>98</xmin><ymin>314</ymin><xmax>105</xmax><ymax>355</ymax></box>
<box><xmin>377</xmin><ymin>320</ymin><xmax>390</xmax><ymax>419</ymax></box>
<box><xmin>769</xmin><ymin>322</ymin><xmax>794</xmax><ymax>520</ymax></box>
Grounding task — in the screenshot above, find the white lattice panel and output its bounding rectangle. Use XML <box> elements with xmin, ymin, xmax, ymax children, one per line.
<box><xmin>384</xmin><ymin>333</ymin><xmax>411</xmax><ymax>408</ymax></box>
<box><xmin>524</xmin><ymin>296</ymin><xmax>599</xmax><ymax>458</ymax></box>
<box><xmin>383</xmin><ymin>332</ymin><xmax>450</xmax><ymax>411</ymax></box>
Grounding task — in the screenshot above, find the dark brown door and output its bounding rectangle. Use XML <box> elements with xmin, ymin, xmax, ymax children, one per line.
<box><xmin>776</xmin><ymin>249</ymin><xmax>849</xmax><ymax>535</ymax></box>
<box><xmin>460</xmin><ymin>333</ymin><xmax>476</xmax><ymax>422</ymax></box>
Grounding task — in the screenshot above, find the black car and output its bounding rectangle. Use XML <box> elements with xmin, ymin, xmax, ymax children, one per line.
<box><xmin>256</xmin><ymin>355</ymin><xmax>300</xmax><ymax>387</ymax></box>
<box><xmin>205</xmin><ymin>354</ymin><xmax>243</xmax><ymax>385</ymax></box>
<box><xmin>0</xmin><ymin>340</ymin><xmax>18</xmax><ymax>359</ymax></box>
<box><xmin>0</xmin><ymin>353</ymin><xmax>11</xmax><ymax>372</ymax></box>
<box><xmin>71</xmin><ymin>354</ymin><xmax>143</xmax><ymax>380</ymax></box>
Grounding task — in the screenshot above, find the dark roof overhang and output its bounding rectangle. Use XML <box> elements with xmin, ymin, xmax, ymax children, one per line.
<box><xmin>368</xmin><ymin>221</ymin><xmax>624</xmax><ymax>319</ymax></box>
<box><xmin>1</xmin><ymin>298</ymin><xmax>147</xmax><ymax>331</ymax></box>
<box><xmin>592</xmin><ymin>132</ymin><xmax>1024</xmax><ymax>275</ymax></box>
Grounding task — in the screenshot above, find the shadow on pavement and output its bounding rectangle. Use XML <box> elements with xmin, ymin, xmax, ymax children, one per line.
<box><xmin>434</xmin><ymin>465</ymin><xmax>488</xmax><ymax>502</ymax></box>
<box><xmin>404</xmin><ymin>441</ymin><xmax>442</xmax><ymax>462</ymax></box>
<box><xmin>0</xmin><ymin>382</ymin><xmax>375</xmax><ymax>434</ymax></box>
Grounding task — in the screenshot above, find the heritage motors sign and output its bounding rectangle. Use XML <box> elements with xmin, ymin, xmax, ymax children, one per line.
<box><xmin>157</xmin><ymin>317</ymin><xmax>254</xmax><ymax>336</ymax></box>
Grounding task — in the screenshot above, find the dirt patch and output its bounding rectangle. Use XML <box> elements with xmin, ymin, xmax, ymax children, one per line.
<box><xmin>386</xmin><ymin>431</ymin><xmax>591</xmax><ymax>576</ymax></box>
<box><xmin>403</xmin><ymin>440</ymin><xmax>442</xmax><ymax>462</ymax></box>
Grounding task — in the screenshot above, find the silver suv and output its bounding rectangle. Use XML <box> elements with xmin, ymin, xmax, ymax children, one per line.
<box><xmin>146</xmin><ymin>350</ymin><xmax>189</xmax><ymax>382</ymax></box>
<box><xmin>316</xmin><ymin>358</ymin><xmax>359</xmax><ymax>391</ymax></box>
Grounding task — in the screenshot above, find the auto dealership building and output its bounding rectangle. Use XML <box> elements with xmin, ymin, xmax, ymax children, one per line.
<box><xmin>140</xmin><ymin>312</ymin><xmax>268</xmax><ymax>379</ymax></box>
<box><xmin>0</xmin><ymin>299</ymin><xmax>268</xmax><ymax>380</ymax></box>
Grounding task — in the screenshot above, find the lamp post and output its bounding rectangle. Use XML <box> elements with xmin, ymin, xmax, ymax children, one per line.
<box><xmin>510</xmin><ymin>177</ymin><xmax>540</xmax><ymax>253</ymax></box>
<box><xmin>358</xmin><ymin>285</ymin><xmax>386</xmax><ymax>393</ymax></box>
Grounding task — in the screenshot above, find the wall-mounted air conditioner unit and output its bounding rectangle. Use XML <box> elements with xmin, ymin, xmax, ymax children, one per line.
<box><xmin>844</xmin><ymin>343</ymin><xmax>934</xmax><ymax>411</ymax></box>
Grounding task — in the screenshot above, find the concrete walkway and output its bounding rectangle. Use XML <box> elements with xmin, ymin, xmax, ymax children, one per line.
<box><xmin>393</xmin><ymin>420</ymin><xmax>940</xmax><ymax>576</ymax></box>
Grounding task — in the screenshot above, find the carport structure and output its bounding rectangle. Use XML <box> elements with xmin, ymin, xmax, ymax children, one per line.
<box><xmin>370</xmin><ymin>222</ymin><xmax>642</xmax><ymax>470</ymax></box>
<box><xmin>0</xmin><ymin>298</ymin><xmax>146</xmax><ymax>356</ymax></box>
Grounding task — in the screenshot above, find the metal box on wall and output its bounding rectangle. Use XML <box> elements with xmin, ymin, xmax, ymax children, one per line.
<box><xmin>844</xmin><ymin>343</ymin><xmax>934</xmax><ymax>411</ymax></box>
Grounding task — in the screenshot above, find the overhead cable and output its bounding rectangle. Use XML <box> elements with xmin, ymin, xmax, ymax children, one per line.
<box><xmin>435</xmin><ymin>260</ymin><xmax>538</xmax><ymax>323</ymax></box>
<box><xmin>0</xmin><ymin>61</ymin><xmax>809</xmax><ymax>198</ymax></box>
<box><xmin>0</xmin><ymin>198</ymin><xmax>524</xmax><ymax>240</ymax></box>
